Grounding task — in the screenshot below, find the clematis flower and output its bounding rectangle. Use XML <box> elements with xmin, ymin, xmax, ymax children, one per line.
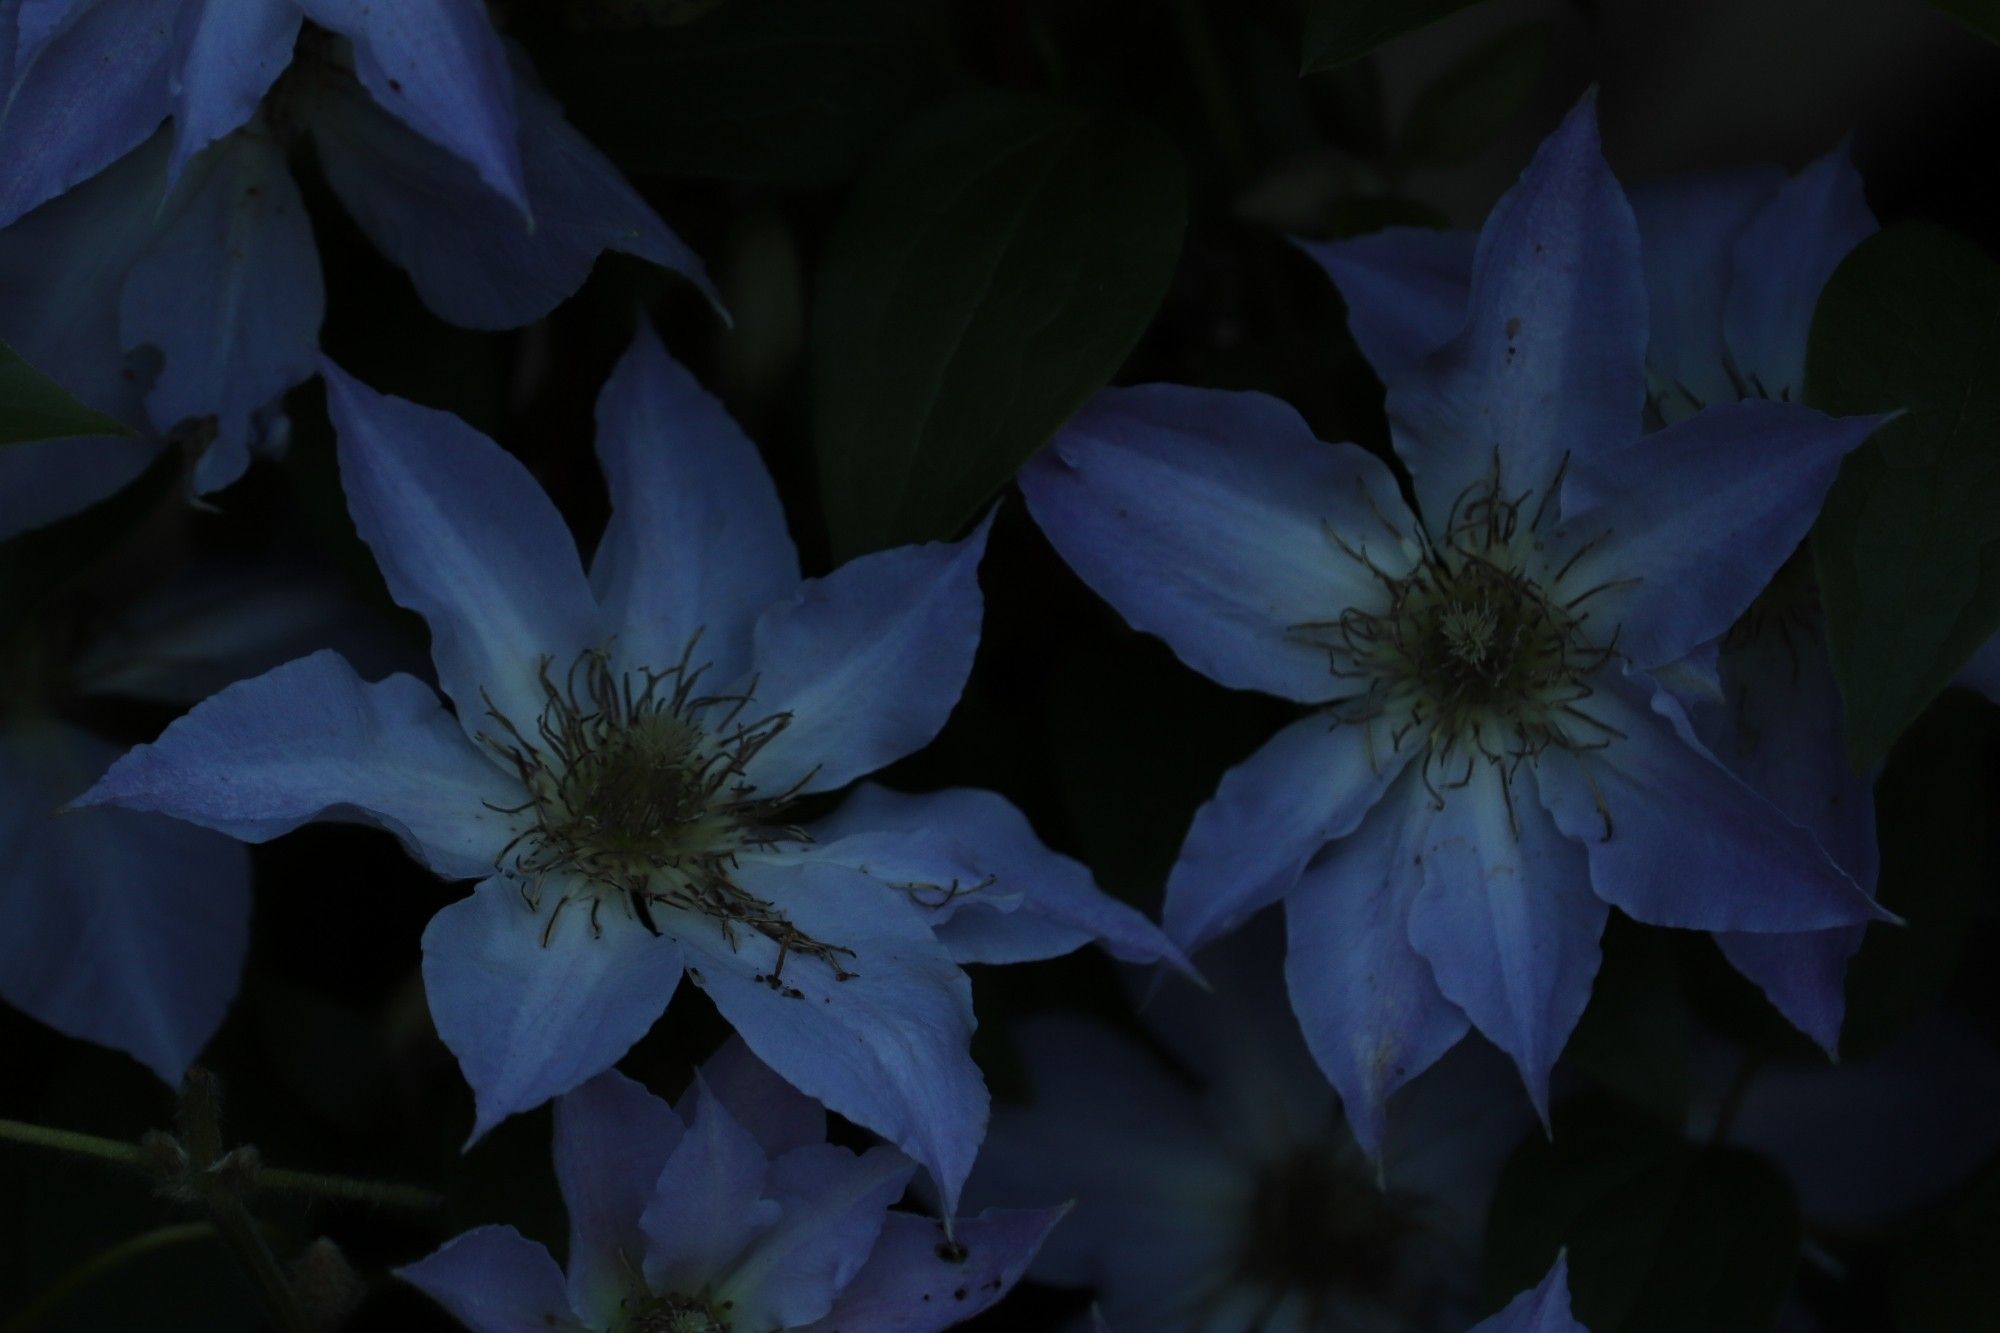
<box><xmin>1303</xmin><ymin>141</ymin><xmax>1887</xmax><ymax>1053</ymax></box>
<box><xmin>401</xmin><ymin>1037</ymin><xmax>1065</xmax><ymax>1333</ymax></box>
<box><xmin>1016</xmin><ymin>94</ymin><xmax>1891</xmax><ymax>1151</ymax></box>
<box><xmin>1472</xmin><ymin>1257</ymin><xmax>1586</xmax><ymax>1333</ymax></box>
<box><xmin>77</xmin><ymin>325</ymin><xmax>1182</xmax><ymax>1210</ymax></box>
<box><xmin>0</xmin><ymin>561</ymin><xmax>379</xmax><ymax>1080</ymax></box>
<box><xmin>0</xmin><ymin>0</ymin><xmax>711</xmax><ymax>541</ymax></box>
<box><xmin>969</xmin><ymin>927</ymin><xmax>1530</xmax><ymax>1332</ymax></box>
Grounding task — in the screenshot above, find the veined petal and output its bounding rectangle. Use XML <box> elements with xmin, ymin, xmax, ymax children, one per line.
<box><xmin>421</xmin><ymin>877</ymin><xmax>685</xmax><ymax>1142</ymax></box>
<box><xmin>397</xmin><ymin>1226</ymin><xmax>572</xmax><ymax>1333</ymax></box>
<box><xmin>1535</xmin><ymin>672</ymin><xmax>1889</xmax><ymax>933</ymax></box>
<box><xmin>553</xmin><ymin>1070</ymin><xmax>684</xmax><ymax>1327</ymax></box>
<box><xmin>323</xmin><ymin>361</ymin><xmax>599</xmax><ymax>743</ymax></box>
<box><xmin>717</xmin><ymin>1144</ymin><xmax>914</xmax><ymax>1329</ymax></box>
<box><xmin>680</xmin><ymin>1037</ymin><xmax>826</xmax><ymax>1161</ymax></box>
<box><xmin>800</xmin><ymin>1207</ymin><xmax>1068</xmax><ymax>1333</ymax></box>
<box><xmin>677</xmin><ymin>858</ymin><xmax>986</xmax><ymax>1215</ymax></box>
<box><xmin>1165</xmin><ymin>710</ymin><xmax>1413</xmax><ymax>958</ymax></box>
<box><xmin>75</xmin><ymin>650</ymin><xmax>519</xmax><ymax>879</ymax></box>
<box><xmin>1627</xmin><ymin>164</ymin><xmax>1784</xmax><ymax>414</ymax></box>
<box><xmin>309</xmin><ymin>63</ymin><xmax>715</xmax><ymax>330</ymax></box>
<box><xmin>1019</xmin><ymin>383</ymin><xmax>1415</xmax><ymax>703</ymax></box>
<box><xmin>119</xmin><ymin>127</ymin><xmax>321</xmax><ymax>491</ymax></box>
<box><xmin>1470</xmin><ymin>1254</ymin><xmax>1586</xmax><ymax>1333</ymax></box>
<box><xmin>0</xmin><ymin>0</ymin><xmax>174</xmax><ymax>228</ymax></box>
<box><xmin>1723</xmin><ymin>143</ymin><xmax>1876</xmax><ymax>400</ymax></box>
<box><xmin>1405</xmin><ymin>766</ymin><xmax>1604</xmax><ymax>1122</ymax></box>
<box><xmin>1283</xmin><ymin>779</ymin><xmax>1471</xmax><ymax>1158</ymax></box>
<box><xmin>745</xmin><ymin>519</ymin><xmax>990</xmax><ymax>798</ymax></box>
<box><xmin>1561</xmin><ymin>400</ymin><xmax>1888</xmax><ymax>670</ymax></box>
<box><xmin>639</xmin><ymin>1078</ymin><xmax>780</xmax><ymax>1298</ymax></box>
<box><xmin>0</xmin><ymin>721</ymin><xmax>249</xmax><ymax>1083</ymax></box>
<box><xmin>163</xmin><ymin>0</ymin><xmax>300</xmax><ymax>181</ymax></box>
<box><xmin>805</xmin><ymin>783</ymin><xmax>1188</xmax><ymax>970</ymax></box>
<box><xmin>591</xmin><ymin>323</ymin><xmax>797</xmax><ymax>685</ymax></box>
<box><xmin>1294</xmin><ymin>226</ymin><xmax>1475</xmax><ymax>385</ymax></box>
<box><xmin>295</xmin><ymin>0</ymin><xmax>526</xmax><ymax>216</ymax></box>
<box><xmin>1386</xmin><ymin>93</ymin><xmax>1647</xmax><ymax>523</ymax></box>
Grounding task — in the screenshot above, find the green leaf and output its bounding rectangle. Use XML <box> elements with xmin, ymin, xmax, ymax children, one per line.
<box><xmin>1481</xmin><ymin>1097</ymin><xmax>1801</xmax><ymax>1333</ymax></box>
<box><xmin>1807</xmin><ymin>222</ymin><xmax>2000</xmax><ymax>769</ymax></box>
<box><xmin>1</xmin><ymin>340</ymin><xmax>136</xmax><ymax>446</ymax></box>
<box><xmin>0</xmin><ymin>450</ymin><xmax>176</xmax><ymax>629</ymax></box>
<box><xmin>1930</xmin><ymin>0</ymin><xmax>2000</xmax><ymax>45</ymax></box>
<box><xmin>1398</xmin><ymin>21</ymin><xmax>1549</xmax><ymax>166</ymax></box>
<box><xmin>811</xmin><ymin>93</ymin><xmax>1186</xmax><ymax>558</ymax></box>
<box><xmin>1302</xmin><ymin>0</ymin><xmax>1490</xmax><ymax>73</ymax></box>
<box><xmin>536</xmin><ymin>0</ymin><xmax>954</xmax><ymax>186</ymax></box>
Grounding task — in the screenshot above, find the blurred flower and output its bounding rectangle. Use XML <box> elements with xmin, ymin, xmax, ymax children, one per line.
<box><xmin>1018</xmin><ymin>94</ymin><xmax>1889</xmax><ymax>1152</ymax></box>
<box><xmin>1305</xmin><ymin>144</ymin><xmax>1887</xmax><ymax>1054</ymax></box>
<box><xmin>1471</xmin><ymin>1256</ymin><xmax>1586</xmax><ymax>1333</ymax></box>
<box><xmin>970</xmin><ymin>928</ymin><xmax>1529</xmax><ymax>1332</ymax></box>
<box><xmin>402</xmin><ymin>1037</ymin><xmax>1065</xmax><ymax>1333</ymax></box>
<box><xmin>0</xmin><ymin>561</ymin><xmax>374</xmax><ymax>1079</ymax></box>
<box><xmin>0</xmin><ymin>0</ymin><xmax>713</xmax><ymax>540</ymax></box>
<box><xmin>78</xmin><ymin>325</ymin><xmax>1185</xmax><ymax>1211</ymax></box>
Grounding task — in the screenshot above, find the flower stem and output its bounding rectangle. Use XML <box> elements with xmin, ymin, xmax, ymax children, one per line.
<box><xmin>0</xmin><ymin>1118</ymin><xmax>150</xmax><ymax>1169</ymax></box>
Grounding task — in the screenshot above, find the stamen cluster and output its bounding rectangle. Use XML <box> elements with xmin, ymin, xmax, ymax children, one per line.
<box><xmin>618</xmin><ymin>1291</ymin><xmax>733</xmax><ymax>1333</ymax></box>
<box><xmin>1300</xmin><ymin>462</ymin><xmax>1627</xmax><ymax>829</ymax></box>
<box><xmin>482</xmin><ymin>642</ymin><xmax>853</xmax><ymax>981</ymax></box>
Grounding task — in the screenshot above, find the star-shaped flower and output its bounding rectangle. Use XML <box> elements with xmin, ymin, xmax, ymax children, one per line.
<box><xmin>1016</xmin><ymin>95</ymin><xmax>1891</xmax><ymax>1150</ymax></box>
<box><xmin>78</xmin><ymin>324</ymin><xmax>1182</xmax><ymax>1210</ymax></box>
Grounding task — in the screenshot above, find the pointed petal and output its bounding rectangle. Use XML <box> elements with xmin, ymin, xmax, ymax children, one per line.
<box><xmin>639</xmin><ymin>1079</ymin><xmax>779</xmax><ymax>1296</ymax></box>
<box><xmin>677</xmin><ymin>859</ymin><xmax>986</xmax><ymax>1214</ymax></box>
<box><xmin>718</xmin><ymin>1144</ymin><xmax>914</xmax><ymax>1328</ymax></box>
<box><xmin>1723</xmin><ymin>144</ymin><xmax>1876</xmax><ymax>400</ymax></box>
<box><xmin>1165</xmin><ymin>710</ymin><xmax>1413</xmax><ymax>957</ymax></box>
<box><xmin>806</xmin><ymin>783</ymin><xmax>1187</xmax><ymax>969</ymax></box>
<box><xmin>1701</xmin><ymin>619</ymin><xmax>1873</xmax><ymax>1052</ymax></box>
<box><xmin>422</xmin><ymin>877</ymin><xmax>685</xmax><ymax>1141</ymax></box>
<box><xmin>163</xmin><ymin>0</ymin><xmax>301</xmax><ymax>180</ymax></box>
<box><xmin>309</xmin><ymin>66</ymin><xmax>714</xmax><ymax>329</ymax></box>
<box><xmin>803</xmin><ymin>1207</ymin><xmax>1068</xmax><ymax>1333</ymax></box>
<box><xmin>1957</xmin><ymin>631</ymin><xmax>2000</xmax><ymax>702</ymax></box>
<box><xmin>591</xmin><ymin>323</ymin><xmax>797</xmax><ymax>684</ymax></box>
<box><xmin>1283</xmin><ymin>781</ymin><xmax>1471</xmax><ymax>1157</ymax></box>
<box><xmin>0</xmin><ymin>722</ymin><xmax>249</xmax><ymax>1083</ymax></box>
<box><xmin>1562</xmin><ymin>400</ymin><xmax>1889</xmax><ymax>670</ymax></box>
<box><xmin>294</xmin><ymin>0</ymin><xmax>526</xmax><ymax>215</ymax></box>
<box><xmin>323</xmin><ymin>361</ymin><xmax>599</xmax><ymax>741</ymax></box>
<box><xmin>1470</xmin><ymin>1254</ymin><xmax>1586</xmax><ymax>1333</ymax></box>
<box><xmin>1404</xmin><ymin>767</ymin><xmax>1604</xmax><ymax>1121</ymax></box>
<box><xmin>1536</xmin><ymin>672</ymin><xmax>1888</xmax><ymax>933</ymax></box>
<box><xmin>553</xmin><ymin>1070</ymin><xmax>685</xmax><ymax>1327</ymax></box>
<box><xmin>1294</xmin><ymin>226</ymin><xmax>1476</xmax><ymax>384</ymax></box>
<box><xmin>1386</xmin><ymin>93</ymin><xmax>1647</xmax><ymax>522</ymax></box>
<box><xmin>76</xmin><ymin>650</ymin><xmax>519</xmax><ymax>878</ymax></box>
<box><xmin>1019</xmin><ymin>383</ymin><xmax>1415</xmax><ymax>702</ymax></box>
<box><xmin>119</xmin><ymin>129</ymin><xmax>321</xmax><ymax>488</ymax></box>
<box><xmin>1626</xmin><ymin>164</ymin><xmax>1784</xmax><ymax>414</ymax></box>
<box><xmin>0</xmin><ymin>0</ymin><xmax>174</xmax><ymax>228</ymax></box>
<box><xmin>681</xmin><ymin>1037</ymin><xmax>826</xmax><ymax>1160</ymax></box>
<box><xmin>745</xmin><ymin>520</ymin><xmax>989</xmax><ymax>798</ymax></box>
<box><xmin>396</xmin><ymin>1226</ymin><xmax>571</xmax><ymax>1333</ymax></box>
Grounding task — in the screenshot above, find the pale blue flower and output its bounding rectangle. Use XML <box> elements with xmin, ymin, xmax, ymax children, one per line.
<box><xmin>1018</xmin><ymin>95</ymin><xmax>1891</xmax><ymax>1151</ymax></box>
<box><xmin>77</xmin><ymin>326</ymin><xmax>1183</xmax><ymax>1211</ymax></box>
<box><xmin>401</xmin><ymin>1038</ymin><xmax>1066</xmax><ymax>1333</ymax></box>
<box><xmin>1471</xmin><ymin>1257</ymin><xmax>1586</xmax><ymax>1333</ymax></box>
<box><xmin>0</xmin><ymin>0</ymin><xmax>711</xmax><ymax>540</ymax></box>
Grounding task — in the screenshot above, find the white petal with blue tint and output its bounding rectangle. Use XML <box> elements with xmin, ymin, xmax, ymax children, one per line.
<box><xmin>1296</xmin><ymin>225</ymin><xmax>1475</xmax><ymax>384</ymax></box>
<box><xmin>801</xmin><ymin>1207</ymin><xmax>1068</xmax><ymax>1333</ymax></box>
<box><xmin>638</xmin><ymin>1080</ymin><xmax>780</xmax><ymax>1298</ymax></box>
<box><xmin>163</xmin><ymin>0</ymin><xmax>300</xmax><ymax>181</ymax></box>
<box><xmin>1469</xmin><ymin>1254</ymin><xmax>1587</xmax><ymax>1333</ymax></box>
<box><xmin>553</xmin><ymin>1069</ymin><xmax>685</xmax><ymax>1327</ymax></box>
<box><xmin>716</xmin><ymin>1143</ymin><xmax>914</xmax><ymax>1328</ymax></box>
<box><xmin>397</xmin><ymin>1226</ymin><xmax>572</xmax><ymax>1333</ymax></box>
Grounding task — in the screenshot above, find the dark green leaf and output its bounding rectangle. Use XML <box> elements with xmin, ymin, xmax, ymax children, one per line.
<box><xmin>536</xmin><ymin>0</ymin><xmax>954</xmax><ymax>186</ymax></box>
<box><xmin>1</xmin><ymin>340</ymin><xmax>136</xmax><ymax>446</ymax></box>
<box><xmin>1481</xmin><ymin>1097</ymin><xmax>1801</xmax><ymax>1332</ymax></box>
<box><xmin>1302</xmin><ymin>0</ymin><xmax>1490</xmax><ymax>73</ymax></box>
<box><xmin>811</xmin><ymin>93</ymin><xmax>1186</xmax><ymax>558</ymax></box>
<box><xmin>1807</xmin><ymin>222</ymin><xmax>2000</xmax><ymax>768</ymax></box>
<box><xmin>0</xmin><ymin>450</ymin><xmax>177</xmax><ymax>630</ymax></box>
<box><xmin>1930</xmin><ymin>0</ymin><xmax>2000</xmax><ymax>45</ymax></box>
<box><xmin>1398</xmin><ymin>21</ymin><xmax>1549</xmax><ymax>166</ymax></box>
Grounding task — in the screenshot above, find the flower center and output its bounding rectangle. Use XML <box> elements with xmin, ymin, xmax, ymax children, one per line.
<box><xmin>481</xmin><ymin>644</ymin><xmax>852</xmax><ymax>980</ymax></box>
<box><xmin>616</xmin><ymin>1292</ymin><xmax>732</xmax><ymax>1333</ymax></box>
<box><xmin>1300</xmin><ymin>461</ymin><xmax>1627</xmax><ymax>820</ymax></box>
